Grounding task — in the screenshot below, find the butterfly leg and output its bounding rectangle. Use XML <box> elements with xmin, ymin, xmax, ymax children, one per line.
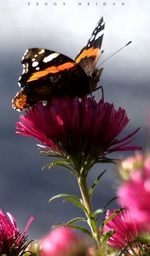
<box><xmin>91</xmin><ymin>84</ymin><xmax>104</xmax><ymax>100</ymax></box>
<box><xmin>98</xmin><ymin>85</ymin><xmax>104</xmax><ymax>100</ymax></box>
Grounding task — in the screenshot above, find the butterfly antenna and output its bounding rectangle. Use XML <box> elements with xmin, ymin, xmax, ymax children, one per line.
<box><xmin>98</xmin><ymin>41</ymin><xmax>132</xmax><ymax>67</ymax></box>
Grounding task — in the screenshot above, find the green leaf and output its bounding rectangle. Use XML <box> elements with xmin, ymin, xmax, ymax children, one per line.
<box><xmin>88</xmin><ymin>216</ymin><xmax>97</xmax><ymax>234</ymax></box>
<box><xmin>49</xmin><ymin>193</ymin><xmax>80</xmax><ymax>203</ymax></box>
<box><xmin>67</xmin><ymin>225</ymin><xmax>91</xmax><ymax>236</ymax></box>
<box><xmin>64</xmin><ymin>197</ymin><xmax>87</xmax><ymax>213</ymax></box>
<box><xmin>140</xmin><ymin>233</ymin><xmax>150</xmax><ymax>242</ymax></box>
<box><xmin>102</xmin><ymin>209</ymin><xmax>122</xmax><ymax>226</ymax></box>
<box><xmin>40</xmin><ymin>150</ymin><xmax>62</xmax><ymax>158</ymax></box>
<box><xmin>89</xmin><ymin>170</ymin><xmax>106</xmax><ymax>197</ymax></box>
<box><xmin>94</xmin><ymin>208</ymin><xmax>104</xmax><ymax>215</ymax></box>
<box><xmin>42</xmin><ymin>162</ymin><xmax>53</xmax><ymax>170</ymax></box>
<box><xmin>52</xmin><ymin>222</ymin><xmax>91</xmax><ymax>236</ymax></box>
<box><xmin>52</xmin><ymin>223</ymin><xmax>64</xmax><ymax>229</ymax></box>
<box><xmin>66</xmin><ymin>217</ymin><xmax>86</xmax><ymax>226</ymax></box>
<box><xmin>97</xmin><ymin>158</ymin><xmax>116</xmax><ymax>164</ymax></box>
<box><xmin>37</xmin><ymin>145</ymin><xmax>62</xmax><ymax>157</ymax></box>
<box><xmin>101</xmin><ymin>230</ymin><xmax>115</xmax><ymax>243</ymax></box>
<box><xmin>43</xmin><ymin>159</ymin><xmax>76</xmax><ymax>175</ymax></box>
<box><xmin>103</xmin><ymin>197</ymin><xmax>118</xmax><ymax>210</ymax></box>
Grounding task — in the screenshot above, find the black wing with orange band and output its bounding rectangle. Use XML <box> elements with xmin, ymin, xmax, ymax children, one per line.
<box><xmin>75</xmin><ymin>17</ymin><xmax>105</xmax><ymax>76</ymax></box>
<box><xmin>19</xmin><ymin>48</ymin><xmax>77</xmax><ymax>87</ymax></box>
<box><xmin>12</xmin><ymin>48</ymin><xmax>90</xmax><ymax>110</ymax></box>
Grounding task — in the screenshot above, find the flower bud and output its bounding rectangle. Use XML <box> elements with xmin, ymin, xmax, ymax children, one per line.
<box><xmin>39</xmin><ymin>227</ymin><xmax>85</xmax><ymax>256</ymax></box>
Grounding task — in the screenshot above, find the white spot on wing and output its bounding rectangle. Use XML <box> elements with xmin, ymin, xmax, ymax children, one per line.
<box><xmin>101</xmin><ymin>20</ymin><xmax>105</xmax><ymax>26</ymax></box>
<box><xmin>36</xmin><ymin>67</ymin><xmax>40</xmax><ymax>70</ymax></box>
<box><xmin>18</xmin><ymin>81</ymin><xmax>21</xmax><ymax>87</ymax></box>
<box><xmin>95</xmin><ymin>31</ymin><xmax>104</xmax><ymax>40</ymax></box>
<box><xmin>43</xmin><ymin>53</ymin><xmax>60</xmax><ymax>63</ymax></box>
<box><xmin>32</xmin><ymin>61</ymin><xmax>39</xmax><ymax>67</ymax></box>
<box><xmin>22</xmin><ymin>50</ymin><xmax>29</xmax><ymax>61</ymax></box>
<box><xmin>90</xmin><ymin>35</ymin><xmax>95</xmax><ymax>41</ymax></box>
<box><xmin>22</xmin><ymin>63</ymin><xmax>29</xmax><ymax>74</ymax></box>
<box><xmin>24</xmin><ymin>49</ymin><xmax>29</xmax><ymax>55</ymax></box>
<box><xmin>39</xmin><ymin>49</ymin><xmax>45</xmax><ymax>54</ymax></box>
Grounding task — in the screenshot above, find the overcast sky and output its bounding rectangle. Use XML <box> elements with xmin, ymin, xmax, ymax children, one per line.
<box><xmin>0</xmin><ymin>0</ymin><xmax>150</xmax><ymax>239</ymax></box>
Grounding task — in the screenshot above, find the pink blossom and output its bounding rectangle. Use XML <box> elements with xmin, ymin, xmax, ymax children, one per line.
<box><xmin>103</xmin><ymin>209</ymin><xmax>144</xmax><ymax>251</ymax></box>
<box><xmin>0</xmin><ymin>209</ymin><xmax>34</xmax><ymax>255</ymax></box>
<box><xmin>119</xmin><ymin>154</ymin><xmax>144</xmax><ymax>180</ymax></box>
<box><xmin>39</xmin><ymin>227</ymin><xmax>80</xmax><ymax>256</ymax></box>
<box><xmin>118</xmin><ymin>154</ymin><xmax>150</xmax><ymax>226</ymax></box>
<box><xmin>118</xmin><ymin>176</ymin><xmax>150</xmax><ymax>225</ymax></box>
<box><xmin>16</xmin><ymin>97</ymin><xmax>140</xmax><ymax>166</ymax></box>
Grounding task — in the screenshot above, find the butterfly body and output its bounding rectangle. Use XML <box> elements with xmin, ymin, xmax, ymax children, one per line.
<box><xmin>12</xmin><ymin>17</ymin><xmax>105</xmax><ymax>110</ymax></box>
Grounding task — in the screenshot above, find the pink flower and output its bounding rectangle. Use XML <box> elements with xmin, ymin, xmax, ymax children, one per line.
<box><xmin>119</xmin><ymin>154</ymin><xmax>144</xmax><ymax>180</ymax></box>
<box><xmin>103</xmin><ymin>209</ymin><xmax>145</xmax><ymax>251</ymax></box>
<box><xmin>117</xmin><ymin>154</ymin><xmax>150</xmax><ymax>226</ymax></box>
<box><xmin>16</xmin><ymin>97</ymin><xmax>140</xmax><ymax>171</ymax></box>
<box><xmin>39</xmin><ymin>227</ymin><xmax>81</xmax><ymax>256</ymax></box>
<box><xmin>118</xmin><ymin>156</ymin><xmax>150</xmax><ymax>226</ymax></box>
<box><xmin>0</xmin><ymin>209</ymin><xmax>34</xmax><ymax>255</ymax></box>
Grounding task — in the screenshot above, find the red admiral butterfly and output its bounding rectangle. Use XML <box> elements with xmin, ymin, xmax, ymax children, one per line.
<box><xmin>12</xmin><ymin>17</ymin><xmax>105</xmax><ymax>110</ymax></box>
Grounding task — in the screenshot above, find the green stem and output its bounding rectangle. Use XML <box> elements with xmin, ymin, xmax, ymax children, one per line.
<box><xmin>77</xmin><ymin>174</ymin><xmax>100</xmax><ymax>249</ymax></box>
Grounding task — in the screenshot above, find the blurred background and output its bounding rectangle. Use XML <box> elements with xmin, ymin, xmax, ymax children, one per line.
<box><xmin>0</xmin><ymin>0</ymin><xmax>150</xmax><ymax>239</ymax></box>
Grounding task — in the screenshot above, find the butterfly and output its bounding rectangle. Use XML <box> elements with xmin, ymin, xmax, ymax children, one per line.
<box><xmin>12</xmin><ymin>17</ymin><xmax>105</xmax><ymax>111</ymax></box>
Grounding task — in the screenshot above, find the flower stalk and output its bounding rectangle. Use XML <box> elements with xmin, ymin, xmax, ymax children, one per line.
<box><xmin>77</xmin><ymin>173</ymin><xmax>100</xmax><ymax>249</ymax></box>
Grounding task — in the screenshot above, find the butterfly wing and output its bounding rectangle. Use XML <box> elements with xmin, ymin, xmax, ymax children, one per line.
<box><xmin>19</xmin><ymin>48</ymin><xmax>76</xmax><ymax>87</ymax></box>
<box><xmin>12</xmin><ymin>48</ymin><xmax>90</xmax><ymax>110</ymax></box>
<box><xmin>75</xmin><ymin>17</ymin><xmax>105</xmax><ymax>76</ymax></box>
